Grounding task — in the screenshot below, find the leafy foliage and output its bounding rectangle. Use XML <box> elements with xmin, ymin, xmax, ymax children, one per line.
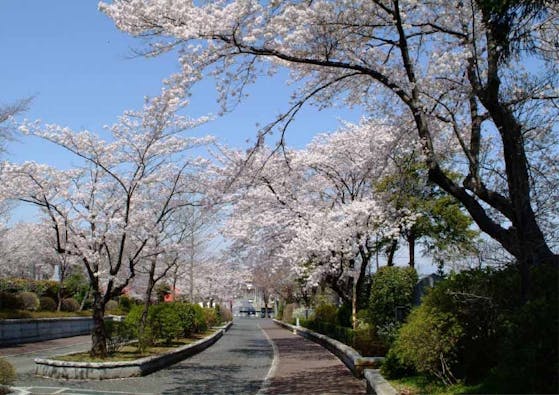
<box><xmin>386</xmin><ymin>266</ymin><xmax>558</xmax><ymax>393</ymax></box>
<box><xmin>368</xmin><ymin>266</ymin><xmax>418</xmax><ymax>329</ymax></box>
<box><xmin>391</xmin><ymin>304</ymin><xmax>463</xmax><ymax>385</ymax></box>
<box><xmin>39</xmin><ymin>296</ymin><xmax>57</xmax><ymax>312</ymax></box>
<box><xmin>18</xmin><ymin>291</ymin><xmax>39</xmax><ymax>311</ymax></box>
<box><xmin>0</xmin><ymin>278</ymin><xmax>58</xmax><ymax>297</ymax></box>
<box><xmin>313</xmin><ymin>303</ymin><xmax>338</xmax><ymax>325</ymax></box>
<box><xmin>0</xmin><ymin>292</ymin><xmax>23</xmax><ymax>310</ymax></box>
<box><xmin>60</xmin><ymin>298</ymin><xmax>79</xmax><ymax>312</ymax></box>
<box><xmin>0</xmin><ymin>358</ymin><xmax>16</xmax><ymax>390</ymax></box>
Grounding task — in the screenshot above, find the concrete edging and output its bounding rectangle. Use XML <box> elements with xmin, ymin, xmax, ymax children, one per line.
<box><xmin>34</xmin><ymin>321</ymin><xmax>233</xmax><ymax>380</ymax></box>
<box><xmin>272</xmin><ymin>319</ymin><xmax>396</xmax><ymax>395</ymax></box>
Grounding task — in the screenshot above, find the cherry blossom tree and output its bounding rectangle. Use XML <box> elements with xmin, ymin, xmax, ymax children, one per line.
<box><xmin>0</xmin><ymin>92</ymin><xmax>213</xmax><ymax>357</ymax></box>
<box><xmin>221</xmin><ymin>120</ymin><xmax>419</xmax><ymax>326</ymax></box>
<box><xmin>0</xmin><ymin>222</ymin><xmax>57</xmax><ymax>280</ymax></box>
<box><xmin>102</xmin><ymin>0</ymin><xmax>559</xmax><ymax>299</ymax></box>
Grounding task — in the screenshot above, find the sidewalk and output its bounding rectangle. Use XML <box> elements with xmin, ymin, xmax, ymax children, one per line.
<box><xmin>259</xmin><ymin>320</ymin><xmax>366</xmax><ymax>394</ymax></box>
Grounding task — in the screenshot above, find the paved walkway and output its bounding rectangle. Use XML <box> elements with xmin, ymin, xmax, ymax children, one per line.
<box><xmin>259</xmin><ymin>320</ymin><xmax>366</xmax><ymax>394</ymax></box>
<box><xmin>4</xmin><ymin>319</ymin><xmax>365</xmax><ymax>394</ymax></box>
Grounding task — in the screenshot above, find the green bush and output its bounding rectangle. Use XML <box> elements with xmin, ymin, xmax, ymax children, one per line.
<box><xmin>490</xmin><ymin>266</ymin><xmax>558</xmax><ymax>394</ymax></box>
<box><xmin>0</xmin><ymin>292</ymin><xmax>23</xmax><ymax>310</ymax></box>
<box><xmin>18</xmin><ymin>291</ymin><xmax>39</xmax><ymax>311</ymax></box>
<box><xmin>337</xmin><ymin>302</ymin><xmax>352</xmax><ymax>327</ymax></box>
<box><xmin>175</xmin><ymin>303</ymin><xmax>196</xmax><ymax>337</ymax></box>
<box><xmin>368</xmin><ymin>266</ymin><xmax>418</xmax><ymax>329</ymax></box>
<box><xmin>386</xmin><ymin>266</ymin><xmax>558</xmax><ymax>393</ymax></box>
<box><xmin>353</xmin><ymin>327</ymin><xmax>389</xmax><ymax>357</ymax></box>
<box><xmin>123</xmin><ymin>304</ymin><xmax>146</xmax><ymax>342</ymax></box>
<box><xmin>0</xmin><ymin>278</ymin><xmax>58</xmax><ymax>297</ymax></box>
<box><xmin>391</xmin><ymin>304</ymin><xmax>463</xmax><ymax>385</ymax></box>
<box><xmin>39</xmin><ymin>296</ymin><xmax>57</xmax><ymax>311</ymax></box>
<box><xmin>0</xmin><ymin>357</ymin><xmax>16</xmax><ymax>386</ymax></box>
<box><xmin>60</xmin><ymin>297</ymin><xmax>79</xmax><ymax>312</ymax></box>
<box><xmin>191</xmin><ymin>304</ymin><xmax>208</xmax><ymax>333</ymax></box>
<box><xmin>119</xmin><ymin>295</ymin><xmax>134</xmax><ymax>312</ymax></box>
<box><xmin>105</xmin><ymin>319</ymin><xmax>134</xmax><ymax>354</ymax></box>
<box><xmin>64</xmin><ymin>273</ymin><xmax>89</xmax><ymax>302</ymax></box>
<box><xmin>149</xmin><ymin>303</ymin><xmax>182</xmax><ymax>344</ymax></box>
<box><xmin>313</xmin><ymin>303</ymin><xmax>338</xmax><ymax>325</ymax></box>
<box><xmin>203</xmin><ymin>307</ymin><xmax>219</xmax><ymax>328</ymax></box>
<box><xmin>303</xmin><ymin>319</ymin><xmax>387</xmax><ymax>356</ymax></box>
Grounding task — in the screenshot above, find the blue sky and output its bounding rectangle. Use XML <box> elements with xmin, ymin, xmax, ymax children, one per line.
<box><xmin>1</xmin><ymin>0</ymin><xmax>361</xmax><ymax>169</ymax></box>
<box><xmin>1</xmin><ymin>1</ymin><xmax>432</xmax><ymax>271</ymax></box>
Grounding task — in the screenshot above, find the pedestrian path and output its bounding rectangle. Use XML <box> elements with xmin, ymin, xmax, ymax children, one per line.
<box><xmin>258</xmin><ymin>319</ymin><xmax>366</xmax><ymax>394</ymax></box>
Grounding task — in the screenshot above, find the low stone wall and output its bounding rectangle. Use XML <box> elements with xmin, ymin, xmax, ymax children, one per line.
<box><xmin>0</xmin><ymin>316</ymin><xmax>101</xmax><ymax>346</ymax></box>
<box><xmin>272</xmin><ymin>319</ymin><xmax>396</xmax><ymax>395</ymax></box>
<box><xmin>34</xmin><ymin>321</ymin><xmax>233</xmax><ymax>380</ymax></box>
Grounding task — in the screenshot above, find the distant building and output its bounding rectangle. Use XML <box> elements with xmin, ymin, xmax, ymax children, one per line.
<box><xmin>413</xmin><ymin>273</ymin><xmax>443</xmax><ymax>305</ymax></box>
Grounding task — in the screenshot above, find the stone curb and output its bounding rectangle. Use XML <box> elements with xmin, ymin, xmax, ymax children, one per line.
<box><xmin>33</xmin><ymin>321</ymin><xmax>233</xmax><ymax>380</ymax></box>
<box><xmin>272</xmin><ymin>319</ymin><xmax>397</xmax><ymax>395</ymax></box>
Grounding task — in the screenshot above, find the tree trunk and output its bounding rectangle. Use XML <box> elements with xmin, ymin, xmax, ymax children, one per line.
<box><xmin>139</xmin><ymin>258</ymin><xmax>157</xmax><ymax>351</ymax></box>
<box><xmin>263</xmin><ymin>291</ymin><xmax>269</xmax><ymax>318</ymax></box>
<box><xmin>351</xmin><ymin>277</ymin><xmax>357</xmax><ymax>330</ymax></box>
<box><xmin>90</xmin><ymin>290</ymin><xmax>107</xmax><ymax>358</ymax></box>
<box><xmin>386</xmin><ymin>239</ymin><xmax>398</xmax><ymax>266</ymax></box>
<box><xmin>408</xmin><ymin>232</ymin><xmax>416</xmax><ymax>269</ymax></box>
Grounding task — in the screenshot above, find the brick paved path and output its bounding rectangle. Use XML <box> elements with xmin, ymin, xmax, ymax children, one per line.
<box><xmin>259</xmin><ymin>320</ymin><xmax>366</xmax><ymax>394</ymax></box>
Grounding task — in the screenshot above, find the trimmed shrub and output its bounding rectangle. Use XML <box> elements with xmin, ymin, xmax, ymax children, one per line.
<box><xmin>0</xmin><ymin>292</ymin><xmax>23</xmax><ymax>310</ymax></box>
<box><xmin>368</xmin><ymin>266</ymin><xmax>418</xmax><ymax>329</ymax></box>
<box><xmin>60</xmin><ymin>297</ymin><xmax>79</xmax><ymax>312</ymax></box>
<box><xmin>191</xmin><ymin>304</ymin><xmax>208</xmax><ymax>333</ymax></box>
<box><xmin>203</xmin><ymin>307</ymin><xmax>219</xmax><ymax>328</ymax></box>
<box><xmin>39</xmin><ymin>296</ymin><xmax>57</xmax><ymax>311</ymax></box>
<box><xmin>149</xmin><ymin>303</ymin><xmax>182</xmax><ymax>344</ymax></box>
<box><xmin>175</xmin><ymin>303</ymin><xmax>196</xmax><ymax>337</ymax></box>
<box><xmin>0</xmin><ymin>357</ymin><xmax>16</xmax><ymax>386</ymax></box>
<box><xmin>18</xmin><ymin>291</ymin><xmax>40</xmax><ymax>311</ymax></box>
<box><xmin>0</xmin><ymin>278</ymin><xmax>58</xmax><ymax>296</ymax></box>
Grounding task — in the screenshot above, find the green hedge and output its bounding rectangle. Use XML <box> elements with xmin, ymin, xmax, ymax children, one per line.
<box><xmin>0</xmin><ymin>278</ymin><xmax>58</xmax><ymax>297</ymax></box>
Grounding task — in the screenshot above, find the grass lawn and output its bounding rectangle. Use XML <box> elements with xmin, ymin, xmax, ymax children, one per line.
<box><xmin>53</xmin><ymin>329</ymin><xmax>216</xmax><ymax>363</ymax></box>
<box><xmin>0</xmin><ymin>309</ymin><xmax>93</xmax><ymax>319</ymax></box>
<box><xmin>389</xmin><ymin>375</ymin><xmax>487</xmax><ymax>395</ymax></box>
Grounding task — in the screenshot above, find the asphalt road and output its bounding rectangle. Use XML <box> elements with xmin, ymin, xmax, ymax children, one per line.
<box><xmin>6</xmin><ymin>318</ymin><xmax>273</xmax><ymax>395</ymax></box>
